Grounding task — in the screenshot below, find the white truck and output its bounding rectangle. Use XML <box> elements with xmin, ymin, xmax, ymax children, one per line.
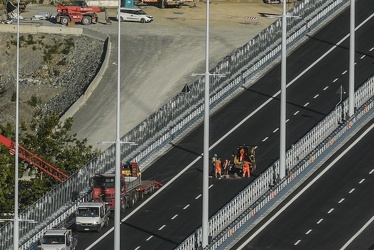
<box><xmin>38</xmin><ymin>229</ymin><xmax>77</xmax><ymax>250</ymax></box>
<box><xmin>75</xmin><ymin>202</ymin><xmax>110</xmax><ymax>232</ymax></box>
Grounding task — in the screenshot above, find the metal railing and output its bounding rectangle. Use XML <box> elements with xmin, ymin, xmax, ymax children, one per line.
<box><xmin>0</xmin><ymin>0</ymin><xmax>352</xmax><ymax>249</ymax></box>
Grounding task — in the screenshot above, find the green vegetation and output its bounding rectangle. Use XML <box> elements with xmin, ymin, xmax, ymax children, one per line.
<box><xmin>0</xmin><ymin>112</ymin><xmax>100</xmax><ymax>217</ymax></box>
<box><xmin>27</xmin><ymin>95</ymin><xmax>42</xmax><ymax>107</ymax></box>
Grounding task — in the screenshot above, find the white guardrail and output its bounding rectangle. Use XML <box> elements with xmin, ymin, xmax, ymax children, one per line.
<box><xmin>0</xmin><ymin>0</ymin><xmax>354</xmax><ymax>249</ymax></box>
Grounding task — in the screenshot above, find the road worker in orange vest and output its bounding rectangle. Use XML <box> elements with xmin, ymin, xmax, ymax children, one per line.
<box><xmin>243</xmin><ymin>160</ymin><xmax>251</xmax><ymax>178</ymax></box>
<box><xmin>215</xmin><ymin>157</ymin><xmax>222</xmax><ymax>178</ymax></box>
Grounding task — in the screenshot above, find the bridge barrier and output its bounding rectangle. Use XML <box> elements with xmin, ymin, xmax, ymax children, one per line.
<box><xmin>0</xmin><ymin>0</ymin><xmax>354</xmax><ymax>249</ymax></box>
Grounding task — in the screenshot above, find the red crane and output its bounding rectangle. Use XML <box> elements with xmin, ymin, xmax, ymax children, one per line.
<box><xmin>0</xmin><ymin>134</ymin><xmax>69</xmax><ymax>183</ymax></box>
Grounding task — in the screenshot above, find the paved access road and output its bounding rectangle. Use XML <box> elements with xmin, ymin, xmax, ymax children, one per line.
<box><xmin>72</xmin><ymin>1</ymin><xmax>374</xmax><ymax>249</ymax></box>
<box><xmin>235</xmin><ymin>121</ymin><xmax>374</xmax><ymax>250</ymax></box>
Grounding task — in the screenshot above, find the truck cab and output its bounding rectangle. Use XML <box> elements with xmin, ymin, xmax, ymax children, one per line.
<box><xmin>39</xmin><ymin>229</ymin><xmax>77</xmax><ymax>250</ymax></box>
<box><xmin>75</xmin><ymin>202</ymin><xmax>110</xmax><ymax>232</ymax></box>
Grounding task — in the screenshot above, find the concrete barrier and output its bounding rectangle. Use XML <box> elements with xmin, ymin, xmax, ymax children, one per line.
<box><xmin>0</xmin><ymin>23</ymin><xmax>83</xmax><ymax>35</ymax></box>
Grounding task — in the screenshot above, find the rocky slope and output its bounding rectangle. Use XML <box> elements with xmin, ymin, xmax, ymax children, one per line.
<box><xmin>0</xmin><ymin>32</ymin><xmax>104</xmax><ymax>127</ymax></box>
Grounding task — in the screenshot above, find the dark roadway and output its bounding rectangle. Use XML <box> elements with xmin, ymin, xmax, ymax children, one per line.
<box><xmin>75</xmin><ymin>0</ymin><xmax>374</xmax><ymax>249</ymax></box>
<box><xmin>235</xmin><ymin>121</ymin><xmax>374</xmax><ymax>250</ymax></box>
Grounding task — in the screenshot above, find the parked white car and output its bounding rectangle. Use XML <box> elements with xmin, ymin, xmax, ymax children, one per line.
<box><xmin>117</xmin><ymin>8</ymin><xmax>153</xmax><ymax>23</ymax></box>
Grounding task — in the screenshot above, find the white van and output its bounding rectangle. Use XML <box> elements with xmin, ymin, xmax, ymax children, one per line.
<box><xmin>117</xmin><ymin>8</ymin><xmax>153</xmax><ymax>23</ymax></box>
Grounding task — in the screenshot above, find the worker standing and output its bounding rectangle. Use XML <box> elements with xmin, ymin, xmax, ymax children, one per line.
<box><xmin>223</xmin><ymin>158</ymin><xmax>230</xmax><ymax>177</ymax></box>
<box><xmin>239</xmin><ymin>147</ymin><xmax>245</xmax><ymax>162</ymax></box>
<box><xmin>215</xmin><ymin>157</ymin><xmax>222</xmax><ymax>178</ymax></box>
<box><xmin>211</xmin><ymin>154</ymin><xmax>217</xmax><ymax>176</ymax></box>
<box><xmin>243</xmin><ymin>160</ymin><xmax>251</xmax><ymax>178</ymax></box>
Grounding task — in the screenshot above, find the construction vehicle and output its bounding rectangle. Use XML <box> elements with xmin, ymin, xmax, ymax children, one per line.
<box><xmin>0</xmin><ymin>134</ymin><xmax>69</xmax><ymax>183</ymax></box>
<box><xmin>231</xmin><ymin>144</ymin><xmax>256</xmax><ymax>175</ymax></box>
<box><xmin>139</xmin><ymin>0</ymin><xmax>184</xmax><ymax>9</ymax></box>
<box><xmin>75</xmin><ymin>202</ymin><xmax>110</xmax><ymax>232</ymax></box>
<box><xmin>38</xmin><ymin>229</ymin><xmax>77</xmax><ymax>250</ymax></box>
<box><xmin>55</xmin><ymin>0</ymin><xmax>109</xmax><ymax>25</ymax></box>
<box><xmin>92</xmin><ymin>162</ymin><xmax>162</xmax><ymax>212</ymax></box>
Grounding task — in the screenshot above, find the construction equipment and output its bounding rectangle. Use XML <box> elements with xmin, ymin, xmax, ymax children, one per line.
<box><xmin>56</xmin><ymin>0</ymin><xmax>109</xmax><ymax>25</ymax></box>
<box><xmin>92</xmin><ymin>162</ymin><xmax>162</xmax><ymax>213</ymax></box>
<box><xmin>139</xmin><ymin>0</ymin><xmax>184</xmax><ymax>9</ymax></box>
<box><xmin>231</xmin><ymin>144</ymin><xmax>256</xmax><ymax>174</ymax></box>
<box><xmin>0</xmin><ymin>134</ymin><xmax>69</xmax><ymax>183</ymax></box>
<box><xmin>38</xmin><ymin>229</ymin><xmax>78</xmax><ymax>250</ymax></box>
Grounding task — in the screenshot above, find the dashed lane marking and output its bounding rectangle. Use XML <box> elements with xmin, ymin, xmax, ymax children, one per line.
<box><xmin>370</xmin><ymin>47</ymin><xmax>374</xmax><ymax>51</ymax></box>
<box><xmin>317</xmin><ymin>219</ymin><xmax>323</xmax><ymax>224</ymax></box>
<box><xmin>171</xmin><ymin>214</ymin><xmax>178</xmax><ymax>220</ymax></box>
<box><xmin>328</xmin><ymin>208</ymin><xmax>334</xmax><ymax>214</ymax></box>
<box><xmin>294</xmin><ymin>240</ymin><xmax>301</xmax><ymax>245</ymax></box>
<box><xmin>342</xmin><ymin>70</ymin><xmax>347</xmax><ymax>75</ymax></box>
<box><xmin>294</xmin><ymin>111</ymin><xmax>299</xmax><ymax>115</ymax></box>
<box><xmin>146</xmin><ymin>236</ymin><xmax>153</xmax><ymax>241</ymax></box>
<box><xmin>262</xmin><ymin>137</ymin><xmax>269</xmax><ymax>142</ymax></box>
<box><xmin>360</xmin><ymin>55</ymin><xmax>366</xmax><ymax>59</ymax></box>
<box><xmin>349</xmin><ymin>188</ymin><xmax>355</xmax><ymax>194</ymax></box>
<box><xmin>306</xmin><ymin>229</ymin><xmax>312</xmax><ymax>234</ymax></box>
<box><xmin>304</xmin><ymin>102</ymin><xmax>309</xmax><ymax>107</ymax></box>
<box><xmin>323</xmin><ymin>86</ymin><xmax>329</xmax><ymax>90</ymax></box>
<box><xmin>338</xmin><ymin>198</ymin><xmax>345</xmax><ymax>204</ymax></box>
<box><xmin>273</xmin><ymin>128</ymin><xmax>279</xmax><ymax>133</ymax></box>
<box><xmin>209</xmin><ymin>184</ymin><xmax>214</xmax><ymax>189</ymax></box>
<box><xmin>158</xmin><ymin>225</ymin><xmax>166</xmax><ymax>230</ymax></box>
<box><xmin>195</xmin><ymin>194</ymin><xmax>202</xmax><ymax>199</ymax></box>
<box><xmin>183</xmin><ymin>204</ymin><xmax>190</xmax><ymax>210</ymax></box>
<box><xmin>359</xmin><ymin>179</ymin><xmax>365</xmax><ymax>184</ymax></box>
<box><xmin>313</xmin><ymin>94</ymin><xmax>319</xmax><ymax>98</ymax></box>
<box><xmin>369</xmin><ymin>169</ymin><xmax>374</xmax><ymax>174</ymax></box>
<box><xmin>135</xmin><ymin>246</ymin><xmax>141</xmax><ymax>250</ymax></box>
<box><xmin>333</xmin><ymin>78</ymin><xmax>339</xmax><ymax>82</ymax></box>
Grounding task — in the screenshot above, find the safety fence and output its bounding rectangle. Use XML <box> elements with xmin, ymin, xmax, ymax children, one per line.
<box><xmin>176</xmin><ymin>75</ymin><xmax>374</xmax><ymax>250</ymax></box>
<box><xmin>0</xmin><ymin>0</ymin><xmax>352</xmax><ymax>249</ymax></box>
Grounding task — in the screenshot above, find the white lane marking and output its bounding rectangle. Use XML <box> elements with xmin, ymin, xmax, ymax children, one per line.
<box><xmin>171</xmin><ymin>214</ymin><xmax>178</xmax><ymax>220</ymax></box>
<box><xmin>370</xmin><ymin>47</ymin><xmax>374</xmax><ymax>51</ymax></box>
<box><xmin>349</xmin><ymin>188</ymin><xmax>355</xmax><ymax>194</ymax></box>
<box><xmin>306</xmin><ymin>229</ymin><xmax>312</xmax><ymax>235</ymax></box>
<box><xmin>313</xmin><ymin>94</ymin><xmax>319</xmax><ymax>98</ymax></box>
<box><xmin>146</xmin><ymin>236</ymin><xmax>153</xmax><ymax>241</ymax></box>
<box><xmin>87</xmin><ymin>14</ymin><xmax>374</xmax><ymax>250</ymax></box>
<box><xmin>209</xmin><ymin>184</ymin><xmax>214</xmax><ymax>189</ymax></box>
<box><xmin>342</xmin><ymin>70</ymin><xmax>348</xmax><ymax>75</ymax></box>
<box><xmin>135</xmin><ymin>246</ymin><xmax>141</xmax><ymax>250</ymax></box>
<box><xmin>304</xmin><ymin>102</ymin><xmax>309</xmax><ymax>107</ymax></box>
<box><xmin>195</xmin><ymin>194</ymin><xmax>202</xmax><ymax>199</ymax></box>
<box><xmin>294</xmin><ymin>240</ymin><xmax>301</xmax><ymax>245</ymax></box>
<box><xmin>360</xmin><ymin>55</ymin><xmax>366</xmax><ymax>59</ymax></box>
<box><xmin>273</xmin><ymin>128</ymin><xmax>279</xmax><ymax>133</ymax></box>
<box><xmin>237</xmin><ymin>123</ymin><xmax>374</xmax><ymax>250</ymax></box>
<box><xmin>328</xmin><ymin>208</ymin><xmax>334</xmax><ymax>214</ymax></box>
<box><xmin>294</xmin><ymin>111</ymin><xmax>299</xmax><ymax>115</ymax></box>
<box><xmin>333</xmin><ymin>78</ymin><xmax>339</xmax><ymax>82</ymax></box>
<box><xmin>338</xmin><ymin>198</ymin><xmax>345</xmax><ymax>204</ymax></box>
<box><xmin>323</xmin><ymin>86</ymin><xmax>329</xmax><ymax>90</ymax></box>
<box><xmin>369</xmin><ymin>169</ymin><xmax>374</xmax><ymax>174</ymax></box>
<box><xmin>340</xmin><ymin>215</ymin><xmax>374</xmax><ymax>250</ymax></box>
<box><xmin>158</xmin><ymin>225</ymin><xmax>166</xmax><ymax>230</ymax></box>
<box><xmin>286</xmin><ymin>119</ymin><xmax>290</xmax><ymax>123</ymax></box>
<box><xmin>262</xmin><ymin>137</ymin><xmax>269</xmax><ymax>142</ymax></box>
<box><xmin>183</xmin><ymin>204</ymin><xmax>190</xmax><ymax>210</ymax></box>
<box><xmin>359</xmin><ymin>179</ymin><xmax>365</xmax><ymax>184</ymax></box>
<box><xmin>317</xmin><ymin>219</ymin><xmax>323</xmax><ymax>224</ymax></box>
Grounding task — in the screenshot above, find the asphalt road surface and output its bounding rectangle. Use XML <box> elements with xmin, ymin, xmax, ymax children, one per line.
<box><xmin>72</xmin><ymin>1</ymin><xmax>374</xmax><ymax>249</ymax></box>
<box><xmin>235</xmin><ymin>121</ymin><xmax>374</xmax><ymax>250</ymax></box>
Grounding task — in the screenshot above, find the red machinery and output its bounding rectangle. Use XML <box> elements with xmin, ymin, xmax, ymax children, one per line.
<box><xmin>0</xmin><ymin>134</ymin><xmax>69</xmax><ymax>182</ymax></box>
<box><xmin>92</xmin><ymin>162</ymin><xmax>162</xmax><ymax>212</ymax></box>
<box><xmin>56</xmin><ymin>1</ymin><xmax>106</xmax><ymax>25</ymax></box>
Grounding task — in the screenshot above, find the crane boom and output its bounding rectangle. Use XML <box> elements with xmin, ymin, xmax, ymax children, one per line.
<box><xmin>0</xmin><ymin>134</ymin><xmax>69</xmax><ymax>182</ymax></box>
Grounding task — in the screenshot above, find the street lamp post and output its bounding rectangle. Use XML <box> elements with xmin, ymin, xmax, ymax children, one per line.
<box><xmin>348</xmin><ymin>0</ymin><xmax>355</xmax><ymax>116</ymax></box>
<box><xmin>14</xmin><ymin>0</ymin><xmax>21</xmax><ymax>249</ymax></box>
